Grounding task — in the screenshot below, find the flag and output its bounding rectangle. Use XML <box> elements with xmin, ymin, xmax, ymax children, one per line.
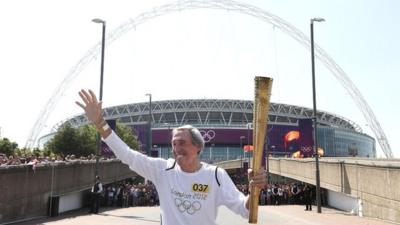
<box><xmin>243</xmin><ymin>145</ymin><xmax>254</xmax><ymax>152</ymax></box>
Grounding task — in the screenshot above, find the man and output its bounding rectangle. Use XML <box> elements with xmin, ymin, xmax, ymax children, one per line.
<box><xmin>303</xmin><ymin>184</ymin><xmax>312</xmax><ymax>211</ymax></box>
<box><xmin>76</xmin><ymin>89</ymin><xmax>266</xmax><ymax>225</ymax></box>
<box><xmin>90</xmin><ymin>175</ymin><xmax>103</xmax><ymax>214</ymax></box>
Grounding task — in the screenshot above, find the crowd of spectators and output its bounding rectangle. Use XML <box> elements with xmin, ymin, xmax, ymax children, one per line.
<box><xmin>0</xmin><ymin>153</ymin><xmax>120</xmax><ymax>174</ymax></box>
<box><xmin>98</xmin><ymin>179</ymin><xmax>325</xmax><ymax>209</ymax></box>
<box><xmin>98</xmin><ymin>181</ymin><xmax>159</xmax><ymax>208</ymax></box>
<box><xmin>0</xmin><ymin>153</ymin><xmax>117</xmax><ymax>167</ymax></box>
<box><xmin>236</xmin><ymin>182</ymin><xmax>327</xmax><ymax>206</ymax></box>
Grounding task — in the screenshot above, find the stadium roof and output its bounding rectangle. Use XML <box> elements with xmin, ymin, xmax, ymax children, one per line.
<box><xmin>61</xmin><ymin>99</ymin><xmax>361</xmax><ymax>132</ymax></box>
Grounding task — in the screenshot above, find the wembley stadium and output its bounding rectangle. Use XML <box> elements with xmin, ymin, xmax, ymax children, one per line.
<box><xmin>44</xmin><ymin>99</ymin><xmax>376</xmax><ymax>161</ymax></box>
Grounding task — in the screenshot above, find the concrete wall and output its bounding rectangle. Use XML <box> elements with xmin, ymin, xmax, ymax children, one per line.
<box><xmin>0</xmin><ymin>160</ymin><xmax>137</xmax><ymax>224</ymax></box>
<box><xmin>58</xmin><ymin>192</ymin><xmax>85</xmax><ymax>214</ymax></box>
<box><xmin>327</xmin><ymin>190</ymin><xmax>360</xmax><ymax>215</ymax></box>
<box><xmin>2</xmin><ymin>157</ymin><xmax>399</xmax><ymax>223</ymax></box>
<box><xmin>268</xmin><ymin>157</ymin><xmax>400</xmax><ymax>223</ymax></box>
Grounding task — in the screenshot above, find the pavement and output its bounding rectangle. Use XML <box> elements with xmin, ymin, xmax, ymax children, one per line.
<box><xmin>14</xmin><ymin>205</ymin><xmax>397</xmax><ymax>225</ymax></box>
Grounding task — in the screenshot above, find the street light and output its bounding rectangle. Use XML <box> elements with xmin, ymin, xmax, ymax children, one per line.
<box><xmin>164</xmin><ymin>122</ymin><xmax>171</xmax><ymax>159</ymax></box>
<box><xmin>310</xmin><ymin>17</ymin><xmax>324</xmax><ymax>213</ymax></box>
<box><xmin>145</xmin><ymin>93</ymin><xmax>152</xmax><ymax>156</ymax></box>
<box><xmin>246</xmin><ymin>123</ymin><xmax>252</xmax><ymax>166</ymax></box>
<box><xmin>92</xmin><ymin>18</ymin><xmax>106</xmax><ymax>177</ymax></box>
<box><xmin>239</xmin><ymin>135</ymin><xmax>245</xmax><ymax>169</ymax></box>
<box><xmin>239</xmin><ymin>135</ymin><xmax>246</xmax><ymax>182</ymax></box>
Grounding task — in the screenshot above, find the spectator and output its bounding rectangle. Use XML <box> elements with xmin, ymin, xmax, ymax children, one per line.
<box><xmin>90</xmin><ymin>175</ymin><xmax>103</xmax><ymax>214</ymax></box>
<box><xmin>303</xmin><ymin>184</ymin><xmax>313</xmax><ymax>211</ymax></box>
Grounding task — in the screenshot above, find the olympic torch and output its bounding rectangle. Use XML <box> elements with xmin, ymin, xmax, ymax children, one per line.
<box><xmin>249</xmin><ymin>76</ymin><xmax>273</xmax><ymax>223</ymax></box>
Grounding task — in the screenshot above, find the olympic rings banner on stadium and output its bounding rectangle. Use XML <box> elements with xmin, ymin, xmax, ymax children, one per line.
<box><xmin>298</xmin><ymin>119</ymin><xmax>314</xmax><ymax>157</ymax></box>
<box><xmin>199</xmin><ymin>130</ymin><xmax>216</xmax><ymax>143</ymax></box>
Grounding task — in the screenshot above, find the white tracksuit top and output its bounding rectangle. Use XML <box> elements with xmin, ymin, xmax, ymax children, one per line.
<box><xmin>103</xmin><ymin>131</ymin><xmax>249</xmax><ymax>225</ymax></box>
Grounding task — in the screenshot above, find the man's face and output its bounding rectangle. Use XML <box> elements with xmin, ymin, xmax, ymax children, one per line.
<box><xmin>172</xmin><ymin>129</ymin><xmax>201</xmax><ymax>165</ymax></box>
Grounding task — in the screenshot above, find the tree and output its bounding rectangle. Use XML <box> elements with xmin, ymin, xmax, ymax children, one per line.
<box><xmin>116</xmin><ymin>121</ymin><xmax>139</xmax><ymax>150</ymax></box>
<box><xmin>15</xmin><ymin>147</ymin><xmax>30</xmax><ymax>157</ymax></box>
<box><xmin>45</xmin><ymin>121</ymin><xmax>139</xmax><ymax>157</ymax></box>
<box><xmin>78</xmin><ymin>124</ymin><xmax>97</xmax><ymax>156</ymax></box>
<box><xmin>45</xmin><ymin>123</ymin><xmax>90</xmax><ymax>157</ymax></box>
<box><xmin>0</xmin><ymin>137</ymin><xmax>18</xmax><ymax>156</ymax></box>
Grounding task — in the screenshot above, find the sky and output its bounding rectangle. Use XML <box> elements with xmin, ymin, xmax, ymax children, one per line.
<box><xmin>0</xmin><ymin>0</ymin><xmax>399</xmax><ymax>158</ymax></box>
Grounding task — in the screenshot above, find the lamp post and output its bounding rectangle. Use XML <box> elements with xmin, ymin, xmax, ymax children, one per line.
<box><xmin>210</xmin><ymin>143</ymin><xmax>215</xmax><ymax>162</ymax></box>
<box><xmin>92</xmin><ymin>18</ymin><xmax>106</xmax><ymax>177</ymax></box>
<box><xmin>268</xmin><ymin>145</ymin><xmax>275</xmax><ymax>184</ymax></box>
<box><xmin>239</xmin><ymin>135</ymin><xmax>246</xmax><ymax>182</ymax></box>
<box><xmin>145</xmin><ymin>93</ymin><xmax>152</xmax><ymax>156</ymax></box>
<box><xmin>164</xmin><ymin>122</ymin><xmax>171</xmax><ymax>159</ymax></box>
<box><xmin>246</xmin><ymin>123</ymin><xmax>252</xmax><ymax>166</ymax></box>
<box><xmin>239</xmin><ymin>135</ymin><xmax>245</xmax><ymax>169</ymax></box>
<box><xmin>310</xmin><ymin>17</ymin><xmax>324</xmax><ymax>213</ymax></box>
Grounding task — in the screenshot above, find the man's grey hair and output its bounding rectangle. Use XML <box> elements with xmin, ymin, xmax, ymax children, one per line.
<box><xmin>172</xmin><ymin>125</ymin><xmax>205</xmax><ymax>151</ymax></box>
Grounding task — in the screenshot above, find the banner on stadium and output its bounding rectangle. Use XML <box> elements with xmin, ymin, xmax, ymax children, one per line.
<box><xmin>299</xmin><ymin>118</ymin><xmax>314</xmax><ymax>157</ymax></box>
<box><xmin>284</xmin><ymin>130</ymin><xmax>300</xmax><ymax>153</ymax></box>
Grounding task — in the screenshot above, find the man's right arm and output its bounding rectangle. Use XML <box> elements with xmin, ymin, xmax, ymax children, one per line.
<box><xmin>102</xmin><ymin>130</ymin><xmax>167</xmax><ymax>184</ymax></box>
<box><xmin>76</xmin><ymin>89</ymin><xmax>166</xmax><ymax>183</ymax></box>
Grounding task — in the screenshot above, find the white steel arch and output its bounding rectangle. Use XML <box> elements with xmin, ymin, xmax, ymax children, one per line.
<box><xmin>26</xmin><ymin>0</ymin><xmax>393</xmax><ymax>158</ymax></box>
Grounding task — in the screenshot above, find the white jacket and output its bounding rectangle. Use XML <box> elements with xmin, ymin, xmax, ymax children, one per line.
<box><xmin>103</xmin><ymin>131</ymin><xmax>248</xmax><ymax>225</ymax></box>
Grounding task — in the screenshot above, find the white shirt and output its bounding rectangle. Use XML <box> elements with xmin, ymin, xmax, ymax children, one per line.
<box><xmin>91</xmin><ymin>181</ymin><xmax>103</xmax><ymax>194</ymax></box>
<box><xmin>103</xmin><ymin>131</ymin><xmax>248</xmax><ymax>225</ymax></box>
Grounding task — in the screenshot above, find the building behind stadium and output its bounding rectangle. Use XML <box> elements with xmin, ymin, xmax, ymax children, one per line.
<box><xmin>41</xmin><ymin>99</ymin><xmax>375</xmax><ymax>162</ymax></box>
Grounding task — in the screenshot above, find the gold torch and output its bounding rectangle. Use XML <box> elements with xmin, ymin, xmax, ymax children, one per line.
<box><xmin>249</xmin><ymin>76</ymin><xmax>273</xmax><ymax>223</ymax></box>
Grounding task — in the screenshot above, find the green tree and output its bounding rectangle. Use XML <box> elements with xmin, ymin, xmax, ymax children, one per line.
<box><xmin>32</xmin><ymin>148</ymin><xmax>42</xmax><ymax>157</ymax></box>
<box><xmin>45</xmin><ymin>121</ymin><xmax>139</xmax><ymax>157</ymax></box>
<box><xmin>45</xmin><ymin>123</ymin><xmax>88</xmax><ymax>157</ymax></box>
<box><xmin>14</xmin><ymin>147</ymin><xmax>29</xmax><ymax>157</ymax></box>
<box><xmin>0</xmin><ymin>137</ymin><xmax>18</xmax><ymax>156</ymax></box>
<box><xmin>78</xmin><ymin>124</ymin><xmax>97</xmax><ymax>156</ymax></box>
<box><xmin>116</xmin><ymin>121</ymin><xmax>139</xmax><ymax>150</ymax></box>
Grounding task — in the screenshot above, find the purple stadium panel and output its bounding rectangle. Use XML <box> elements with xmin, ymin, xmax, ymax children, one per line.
<box><xmin>132</xmin><ymin>120</ymin><xmax>314</xmax><ymax>156</ymax></box>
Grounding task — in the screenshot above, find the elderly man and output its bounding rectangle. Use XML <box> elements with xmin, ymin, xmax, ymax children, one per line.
<box><xmin>76</xmin><ymin>89</ymin><xmax>266</xmax><ymax>225</ymax></box>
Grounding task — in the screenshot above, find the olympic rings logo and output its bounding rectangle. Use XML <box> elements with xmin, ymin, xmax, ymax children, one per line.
<box><xmin>301</xmin><ymin>146</ymin><xmax>313</xmax><ymax>152</ymax></box>
<box><xmin>199</xmin><ymin>130</ymin><xmax>215</xmax><ymax>143</ymax></box>
<box><xmin>174</xmin><ymin>198</ymin><xmax>202</xmax><ymax>215</ymax></box>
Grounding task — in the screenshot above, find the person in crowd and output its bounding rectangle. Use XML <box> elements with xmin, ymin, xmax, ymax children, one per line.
<box><xmin>271</xmin><ymin>184</ymin><xmax>279</xmax><ymax>205</ymax></box>
<box><xmin>90</xmin><ymin>175</ymin><xmax>103</xmax><ymax>214</ymax></box>
<box><xmin>260</xmin><ymin>189</ymin><xmax>267</xmax><ymax>205</ymax></box>
<box><xmin>76</xmin><ymin>89</ymin><xmax>267</xmax><ymax>225</ymax></box>
<box><xmin>106</xmin><ymin>186</ymin><xmax>115</xmax><ymax>206</ymax></box>
<box><xmin>0</xmin><ymin>154</ymin><xmax>7</xmax><ymax>166</ymax></box>
<box><xmin>291</xmin><ymin>183</ymin><xmax>300</xmax><ymax>204</ymax></box>
<box><xmin>303</xmin><ymin>183</ymin><xmax>313</xmax><ymax>211</ymax></box>
<box><xmin>122</xmin><ymin>184</ymin><xmax>130</xmax><ymax>207</ymax></box>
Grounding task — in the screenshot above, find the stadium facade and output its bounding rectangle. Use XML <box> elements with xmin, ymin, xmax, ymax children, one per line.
<box><xmin>49</xmin><ymin>99</ymin><xmax>375</xmax><ymax>162</ymax></box>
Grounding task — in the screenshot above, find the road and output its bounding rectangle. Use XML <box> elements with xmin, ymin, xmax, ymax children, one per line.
<box><xmin>14</xmin><ymin>205</ymin><xmax>395</xmax><ymax>225</ymax></box>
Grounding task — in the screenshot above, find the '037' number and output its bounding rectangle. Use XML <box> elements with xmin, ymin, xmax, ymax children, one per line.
<box><xmin>192</xmin><ymin>183</ymin><xmax>209</xmax><ymax>193</ymax></box>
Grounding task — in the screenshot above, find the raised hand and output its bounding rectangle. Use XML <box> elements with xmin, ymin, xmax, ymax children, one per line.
<box><xmin>75</xmin><ymin>89</ymin><xmax>104</xmax><ymax>126</ymax></box>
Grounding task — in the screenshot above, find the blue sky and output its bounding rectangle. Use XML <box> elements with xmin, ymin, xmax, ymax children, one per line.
<box><xmin>0</xmin><ymin>0</ymin><xmax>399</xmax><ymax>157</ymax></box>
